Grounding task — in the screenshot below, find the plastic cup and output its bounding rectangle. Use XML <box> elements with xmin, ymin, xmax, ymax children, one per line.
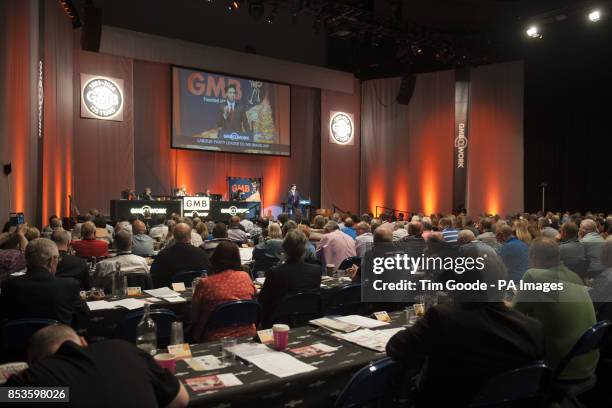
<box><xmin>272</xmin><ymin>324</ymin><xmax>290</xmax><ymax>351</ymax></box>
<box><xmin>326</xmin><ymin>264</ymin><xmax>335</xmax><ymax>277</ymax></box>
<box><xmin>154</xmin><ymin>353</ymin><xmax>176</xmax><ymax>374</ymax></box>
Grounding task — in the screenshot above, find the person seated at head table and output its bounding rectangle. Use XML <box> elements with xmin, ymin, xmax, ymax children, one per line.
<box><xmin>7</xmin><ymin>324</ymin><xmax>189</xmax><ymax>408</ymax></box>
<box><xmin>191</xmin><ymin>241</ymin><xmax>256</xmax><ymax>342</ymax></box>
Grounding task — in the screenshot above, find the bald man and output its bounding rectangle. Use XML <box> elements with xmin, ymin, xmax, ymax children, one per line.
<box><xmin>150</xmin><ymin>223</ymin><xmax>209</xmax><ymax>288</ymax></box>
<box><xmin>8</xmin><ymin>325</ymin><xmax>189</xmax><ymax>408</ymax></box>
<box><xmin>131</xmin><ymin>220</ymin><xmax>155</xmax><ymax>257</ymax></box>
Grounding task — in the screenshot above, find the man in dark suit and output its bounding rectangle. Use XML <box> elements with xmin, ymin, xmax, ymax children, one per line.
<box><xmin>216</xmin><ymin>84</ymin><xmax>249</xmax><ymax>135</ymax></box>
<box><xmin>286</xmin><ymin>184</ymin><xmax>301</xmax><ymax>215</ymax></box>
<box><xmin>258</xmin><ymin>229</ymin><xmax>323</xmax><ymax>328</ymax></box>
<box><xmin>386</xmin><ymin>246</ymin><xmax>545</xmax><ymax>407</ymax></box>
<box><xmin>0</xmin><ymin>238</ymin><xmax>83</xmax><ymax>326</ymax></box>
<box><xmin>150</xmin><ymin>223</ymin><xmax>209</xmax><ymax>288</ymax></box>
<box><xmin>51</xmin><ymin>229</ymin><xmax>90</xmax><ymax>290</ymax></box>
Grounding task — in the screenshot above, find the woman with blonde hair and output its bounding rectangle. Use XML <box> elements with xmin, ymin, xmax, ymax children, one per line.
<box><xmin>513</xmin><ymin>219</ymin><xmax>533</xmax><ymax>245</ymax></box>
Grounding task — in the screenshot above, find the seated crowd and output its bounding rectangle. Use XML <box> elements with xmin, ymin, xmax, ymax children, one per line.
<box><xmin>0</xmin><ymin>208</ymin><xmax>611</xmax><ymax>406</ymax></box>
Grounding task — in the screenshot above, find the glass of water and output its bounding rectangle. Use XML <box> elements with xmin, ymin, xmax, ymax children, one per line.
<box><xmin>405</xmin><ymin>306</ymin><xmax>417</xmax><ymax>325</ymax></box>
<box><xmin>220</xmin><ymin>337</ymin><xmax>237</xmax><ymax>366</ymax></box>
<box><xmin>170</xmin><ymin>321</ymin><xmax>184</xmax><ymax>345</ymax></box>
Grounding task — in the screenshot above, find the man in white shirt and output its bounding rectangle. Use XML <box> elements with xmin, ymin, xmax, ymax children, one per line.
<box><xmin>354</xmin><ymin>222</ymin><xmax>373</xmax><ymax>257</ymax></box>
<box><xmin>393</xmin><ymin>221</ymin><xmax>408</xmax><ymax>241</ymax></box>
<box><xmin>94</xmin><ymin>230</ymin><xmax>149</xmax><ymax>290</ymax></box>
<box><xmin>149</xmin><ymin>216</ymin><xmax>169</xmax><ymax>241</ymax></box>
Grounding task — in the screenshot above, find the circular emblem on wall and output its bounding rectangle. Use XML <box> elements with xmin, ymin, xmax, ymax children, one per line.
<box><xmin>229</xmin><ymin>206</ymin><xmax>238</xmax><ymax>216</ymax></box>
<box><xmin>82</xmin><ymin>77</ymin><xmax>123</xmax><ymax>119</ymax></box>
<box><xmin>330</xmin><ymin>112</ymin><xmax>354</xmax><ymax>145</ymax></box>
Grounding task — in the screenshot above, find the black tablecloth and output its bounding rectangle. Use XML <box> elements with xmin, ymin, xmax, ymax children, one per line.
<box><xmin>179</xmin><ymin>310</ymin><xmax>409</xmax><ymax>407</ymax></box>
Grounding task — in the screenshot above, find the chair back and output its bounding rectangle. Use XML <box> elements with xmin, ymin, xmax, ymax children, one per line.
<box><xmin>325</xmin><ymin>283</ymin><xmax>364</xmax><ymax>316</ymax></box>
<box><xmin>334</xmin><ymin>357</ymin><xmax>401</xmax><ymax>408</ymax></box>
<box><xmin>205</xmin><ymin>300</ymin><xmax>260</xmax><ymax>332</ymax></box>
<box><xmin>114</xmin><ymin>308</ymin><xmax>176</xmax><ymax>348</ymax></box>
<box><xmin>554</xmin><ymin>320</ymin><xmax>612</xmax><ymax>379</ymax></box>
<box><xmin>172</xmin><ymin>270</ymin><xmax>207</xmax><ymax>287</ymax></box>
<box><xmin>271</xmin><ymin>291</ymin><xmax>322</xmax><ymax>328</ymax></box>
<box><xmin>469</xmin><ymin>361</ymin><xmax>552</xmax><ymax>407</ymax></box>
<box><xmin>338</xmin><ymin>256</ymin><xmax>361</xmax><ymax>271</ymax></box>
<box><xmin>0</xmin><ymin>318</ymin><xmax>59</xmax><ymax>362</ymax></box>
<box><xmin>126</xmin><ymin>273</ymin><xmax>153</xmax><ymax>290</ymax></box>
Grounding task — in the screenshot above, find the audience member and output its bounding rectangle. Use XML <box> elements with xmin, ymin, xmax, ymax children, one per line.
<box><xmin>201</xmin><ymin>222</ymin><xmax>232</xmax><ymax>256</ymax></box>
<box><xmin>496</xmin><ymin>223</ymin><xmax>529</xmax><ymax>283</ymax></box>
<box><xmin>0</xmin><ymin>238</ymin><xmax>82</xmax><ymax>325</ymax></box>
<box><xmin>558</xmin><ymin>222</ymin><xmax>587</xmax><ymax>277</ymax></box>
<box><xmin>52</xmin><ymin>229</ymin><xmax>90</xmax><ymax>290</ymax></box>
<box><xmin>149</xmin><ymin>215</ymin><xmax>168</xmax><ymax>241</ymax></box>
<box><xmin>340</xmin><ymin>217</ymin><xmax>357</xmax><ymax>239</ymax></box>
<box><xmin>0</xmin><ymin>226</ymin><xmax>27</xmax><ymax>283</ymax></box>
<box><xmin>439</xmin><ymin>217</ymin><xmax>459</xmax><ymax>243</ymax></box>
<box><xmin>252</xmin><ymin>223</ymin><xmax>284</xmax><ymax>274</ymax></box>
<box><xmin>131</xmin><ymin>220</ymin><xmax>155</xmax><ymax>257</ymax></box>
<box><xmin>386</xmin><ymin>247</ymin><xmax>544</xmax><ymax>407</ymax></box>
<box><xmin>354</xmin><ymin>221</ymin><xmax>373</xmax><ymax>257</ymax></box>
<box><xmin>191</xmin><ymin>241</ymin><xmax>256</xmax><ymax>341</ymax></box>
<box><xmin>258</xmin><ymin>229</ymin><xmax>323</xmax><ymax>328</ymax></box>
<box><xmin>477</xmin><ymin>217</ymin><xmax>499</xmax><ymax>249</ymax></box>
<box><xmin>316</xmin><ymin>221</ymin><xmax>356</xmax><ymax>271</ymax></box>
<box><xmin>151</xmin><ymin>223</ymin><xmax>209</xmax><ymax>288</ymax></box>
<box><xmin>7</xmin><ymin>325</ymin><xmax>189</xmax><ymax>408</ymax></box>
<box><xmin>580</xmin><ymin>219</ymin><xmax>605</xmax><ymax>276</ymax></box>
<box><xmin>71</xmin><ymin>221</ymin><xmax>109</xmax><ymax>258</ymax></box>
<box><xmin>513</xmin><ymin>237</ymin><xmax>598</xmax><ymax>380</ymax></box>
<box><xmin>94</xmin><ymin>230</ymin><xmax>150</xmax><ymax>290</ymax></box>
<box><xmin>227</xmin><ymin>216</ymin><xmax>249</xmax><ymax>244</ymax></box>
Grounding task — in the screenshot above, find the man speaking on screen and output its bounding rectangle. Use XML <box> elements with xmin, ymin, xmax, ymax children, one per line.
<box><xmin>217</xmin><ymin>84</ymin><xmax>250</xmax><ymax>136</ymax></box>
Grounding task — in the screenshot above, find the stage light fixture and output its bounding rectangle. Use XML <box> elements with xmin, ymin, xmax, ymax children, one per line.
<box><xmin>526</xmin><ymin>25</ymin><xmax>542</xmax><ymax>38</ymax></box>
<box><xmin>588</xmin><ymin>9</ymin><xmax>601</xmax><ymax>22</ymax></box>
<box><xmin>227</xmin><ymin>0</ymin><xmax>241</xmax><ymax>11</ymax></box>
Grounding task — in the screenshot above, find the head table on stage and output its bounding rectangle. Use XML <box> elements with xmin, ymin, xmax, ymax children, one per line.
<box><xmin>110</xmin><ymin>199</ymin><xmax>261</xmax><ymax>221</ymax></box>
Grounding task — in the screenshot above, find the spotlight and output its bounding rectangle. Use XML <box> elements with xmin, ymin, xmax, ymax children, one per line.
<box><xmin>227</xmin><ymin>0</ymin><xmax>241</xmax><ymax>11</ymax></box>
<box><xmin>266</xmin><ymin>3</ymin><xmax>278</xmax><ymax>24</ymax></box>
<box><xmin>588</xmin><ymin>9</ymin><xmax>601</xmax><ymax>22</ymax></box>
<box><xmin>526</xmin><ymin>25</ymin><xmax>542</xmax><ymax>38</ymax></box>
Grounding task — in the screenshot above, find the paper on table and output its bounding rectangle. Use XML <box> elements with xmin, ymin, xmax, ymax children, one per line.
<box><xmin>86</xmin><ymin>300</ymin><xmax>114</xmax><ymax>311</ymax></box>
<box><xmin>185</xmin><ymin>355</ymin><xmax>226</xmax><ymax>371</ymax></box>
<box><xmin>230</xmin><ymin>343</ymin><xmax>317</xmax><ymax>378</ymax></box>
<box><xmin>239</xmin><ymin>247</ymin><xmax>253</xmax><ymax>263</ymax></box>
<box><xmin>255</xmin><ymin>278</ymin><xmax>265</xmax><ymax>285</ymax></box>
<box><xmin>164</xmin><ymin>296</ymin><xmax>186</xmax><ymax>303</ymax></box>
<box><xmin>335</xmin><ymin>315</ymin><xmax>390</xmax><ymax>329</ymax></box>
<box><xmin>110</xmin><ymin>298</ymin><xmax>146</xmax><ymax>310</ymax></box>
<box><xmin>144</xmin><ymin>297</ymin><xmax>163</xmax><ymax>304</ymax></box>
<box><xmin>144</xmin><ymin>287</ymin><xmax>181</xmax><ymax>298</ymax></box>
<box><xmin>185</xmin><ymin>373</ymin><xmax>243</xmax><ymax>391</ymax></box>
<box><xmin>334</xmin><ymin>327</ymin><xmax>404</xmax><ymax>352</ymax></box>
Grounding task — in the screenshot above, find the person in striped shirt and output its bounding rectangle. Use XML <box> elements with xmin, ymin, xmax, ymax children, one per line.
<box><xmin>439</xmin><ymin>217</ymin><xmax>460</xmax><ymax>243</ymax></box>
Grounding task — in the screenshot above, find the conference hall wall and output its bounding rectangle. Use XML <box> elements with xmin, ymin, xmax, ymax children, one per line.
<box><xmin>360</xmin><ymin>61</ymin><xmax>524</xmax><ymax>216</ymax></box>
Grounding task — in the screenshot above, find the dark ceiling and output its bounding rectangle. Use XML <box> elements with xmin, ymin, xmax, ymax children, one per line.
<box><xmin>78</xmin><ymin>0</ymin><xmax>606</xmax><ymax>78</ymax></box>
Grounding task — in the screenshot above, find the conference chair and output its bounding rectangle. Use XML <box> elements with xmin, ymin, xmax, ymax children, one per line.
<box><xmin>115</xmin><ymin>308</ymin><xmax>176</xmax><ymax>348</ymax></box>
<box><xmin>126</xmin><ymin>272</ymin><xmax>153</xmax><ymax>290</ymax></box>
<box><xmin>550</xmin><ymin>320</ymin><xmax>612</xmax><ymax>406</ymax></box>
<box><xmin>204</xmin><ymin>300</ymin><xmax>260</xmax><ymax>333</ymax></box>
<box><xmin>338</xmin><ymin>256</ymin><xmax>361</xmax><ymax>271</ymax></box>
<box><xmin>468</xmin><ymin>362</ymin><xmax>552</xmax><ymax>408</ymax></box>
<box><xmin>268</xmin><ymin>291</ymin><xmax>322</xmax><ymax>328</ymax></box>
<box><xmin>172</xmin><ymin>270</ymin><xmax>207</xmax><ymax>288</ymax></box>
<box><xmin>325</xmin><ymin>283</ymin><xmax>366</xmax><ymax>316</ymax></box>
<box><xmin>0</xmin><ymin>318</ymin><xmax>59</xmax><ymax>362</ymax></box>
<box><xmin>334</xmin><ymin>357</ymin><xmax>402</xmax><ymax>408</ymax></box>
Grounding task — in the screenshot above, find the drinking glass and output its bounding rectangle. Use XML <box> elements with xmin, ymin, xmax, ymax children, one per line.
<box><xmin>220</xmin><ymin>337</ymin><xmax>237</xmax><ymax>366</ymax></box>
<box><xmin>170</xmin><ymin>322</ymin><xmax>184</xmax><ymax>345</ymax></box>
<box><xmin>405</xmin><ymin>306</ymin><xmax>417</xmax><ymax>325</ymax></box>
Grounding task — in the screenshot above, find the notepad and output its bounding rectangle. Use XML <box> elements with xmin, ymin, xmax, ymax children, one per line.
<box><xmin>110</xmin><ymin>298</ymin><xmax>146</xmax><ymax>310</ymax></box>
<box><xmin>86</xmin><ymin>300</ymin><xmax>114</xmax><ymax>311</ymax></box>
<box><xmin>231</xmin><ymin>343</ymin><xmax>317</xmax><ymax>378</ymax></box>
<box><xmin>144</xmin><ymin>287</ymin><xmax>181</xmax><ymax>298</ymax></box>
<box><xmin>335</xmin><ymin>315</ymin><xmax>390</xmax><ymax>329</ymax></box>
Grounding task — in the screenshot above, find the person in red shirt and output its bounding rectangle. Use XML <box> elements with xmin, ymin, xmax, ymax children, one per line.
<box><xmin>191</xmin><ymin>241</ymin><xmax>256</xmax><ymax>342</ymax></box>
<box><xmin>71</xmin><ymin>221</ymin><xmax>109</xmax><ymax>258</ymax></box>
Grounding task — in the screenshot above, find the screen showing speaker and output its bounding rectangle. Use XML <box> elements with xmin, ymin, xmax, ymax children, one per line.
<box><xmin>171</xmin><ymin>66</ymin><xmax>291</xmax><ymax>156</ymax></box>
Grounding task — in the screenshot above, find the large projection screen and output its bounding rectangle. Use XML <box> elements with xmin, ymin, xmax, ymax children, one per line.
<box><xmin>172</xmin><ymin>66</ymin><xmax>291</xmax><ymax>156</ymax></box>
